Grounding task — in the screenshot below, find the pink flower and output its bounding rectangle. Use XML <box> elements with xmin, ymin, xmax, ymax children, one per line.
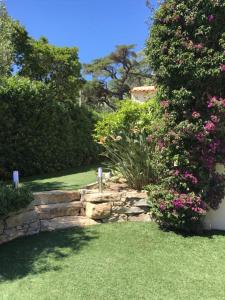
<box><xmin>204</xmin><ymin>121</ymin><xmax>216</xmax><ymax>132</ymax></box>
<box><xmin>172</xmin><ymin>198</ymin><xmax>184</xmax><ymax>209</ymax></box>
<box><xmin>192</xmin><ymin>111</ymin><xmax>201</xmax><ymax>119</ymax></box>
<box><xmin>174</xmin><ymin>169</ymin><xmax>180</xmax><ymax>176</ymax></box>
<box><xmin>210</xmin><ymin>115</ymin><xmax>219</xmax><ymax>123</ymax></box>
<box><xmin>209</xmin><ymin>140</ymin><xmax>220</xmax><ymax>153</ymax></box>
<box><xmin>195</xmin><ymin>132</ymin><xmax>205</xmax><ymax>142</ymax></box>
<box><xmin>207</xmin><ymin>15</ymin><xmax>215</xmax><ymax>22</ymax></box>
<box><xmin>160</xmin><ymin>100</ymin><xmax>169</xmax><ymax>108</ymax></box>
<box><xmin>220</xmin><ymin>64</ymin><xmax>225</xmax><ymax>72</ymax></box>
<box><xmin>160</xmin><ymin>203</ymin><xmax>166</xmax><ymax>211</ymax></box>
<box><xmin>146</xmin><ymin>135</ymin><xmax>153</xmax><ymax>144</ymax></box>
<box><xmin>184</xmin><ymin>172</ymin><xmax>198</xmax><ymax>184</ymax></box>
<box><xmin>157</xmin><ymin>139</ymin><xmax>165</xmax><ymax>149</ymax></box>
<box><xmin>193</xmin><ymin>43</ymin><xmax>203</xmax><ymax>49</ymax></box>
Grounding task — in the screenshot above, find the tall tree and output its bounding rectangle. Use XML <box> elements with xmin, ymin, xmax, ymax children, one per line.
<box><xmin>0</xmin><ymin>0</ymin><xmax>15</xmax><ymax>77</ymax></box>
<box><xmin>12</xmin><ymin>28</ymin><xmax>82</xmax><ymax>101</ymax></box>
<box><xmin>82</xmin><ymin>45</ymin><xmax>152</xmax><ymax>109</ymax></box>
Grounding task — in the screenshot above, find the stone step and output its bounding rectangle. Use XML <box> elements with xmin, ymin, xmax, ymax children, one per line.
<box><xmin>40</xmin><ymin>216</ymin><xmax>98</xmax><ymax>231</ymax></box>
<box><xmin>84</xmin><ymin>191</ymin><xmax>121</xmax><ymax>203</ymax></box>
<box><xmin>35</xmin><ymin>201</ymin><xmax>83</xmax><ymax>220</ymax></box>
<box><xmin>33</xmin><ymin>190</ymin><xmax>81</xmax><ymax>205</ymax></box>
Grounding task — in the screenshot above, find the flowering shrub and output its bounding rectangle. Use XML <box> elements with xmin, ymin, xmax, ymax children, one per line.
<box><xmin>146</xmin><ymin>0</ymin><xmax>225</xmax><ymax>230</ymax></box>
<box><xmin>148</xmin><ymin>185</ymin><xmax>207</xmax><ymax>230</ymax></box>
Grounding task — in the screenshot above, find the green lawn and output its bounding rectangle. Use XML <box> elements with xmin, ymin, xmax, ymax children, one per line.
<box><xmin>1</xmin><ymin>222</ymin><xmax>225</xmax><ymax>300</ymax></box>
<box><xmin>21</xmin><ymin>165</ymin><xmax>98</xmax><ymax>192</ymax></box>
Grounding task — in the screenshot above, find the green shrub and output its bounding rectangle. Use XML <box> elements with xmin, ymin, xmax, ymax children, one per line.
<box><xmin>95</xmin><ymin>99</ymin><xmax>163</xmax><ymax>190</ymax></box>
<box><xmin>0</xmin><ymin>183</ymin><xmax>33</xmax><ymax>216</ymax></box>
<box><xmin>0</xmin><ymin>77</ymin><xmax>99</xmax><ymax>179</ymax></box>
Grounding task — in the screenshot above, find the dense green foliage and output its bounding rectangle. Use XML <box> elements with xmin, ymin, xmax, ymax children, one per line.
<box><xmin>0</xmin><ymin>77</ymin><xmax>99</xmax><ymax>179</ymax></box>
<box><xmin>13</xmin><ymin>31</ymin><xmax>82</xmax><ymax>101</ymax></box>
<box><xmin>0</xmin><ymin>183</ymin><xmax>33</xmax><ymax>216</ymax></box>
<box><xmin>0</xmin><ymin>1</ymin><xmax>15</xmax><ymax>76</ymax></box>
<box><xmin>95</xmin><ymin>100</ymin><xmax>162</xmax><ymax>189</ymax></box>
<box><xmin>146</xmin><ymin>0</ymin><xmax>225</xmax><ymax>230</ymax></box>
<box><xmin>1</xmin><ymin>223</ymin><xmax>225</xmax><ymax>299</ymax></box>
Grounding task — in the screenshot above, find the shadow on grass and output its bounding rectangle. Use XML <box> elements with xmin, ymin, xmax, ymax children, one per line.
<box><xmin>22</xmin><ymin>180</ymin><xmax>85</xmax><ymax>192</ymax></box>
<box><xmin>0</xmin><ymin>227</ymin><xmax>98</xmax><ymax>281</ymax></box>
<box><xmin>22</xmin><ymin>164</ymin><xmax>98</xmax><ymax>182</ymax></box>
<box><xmin>160</xmin><ymin>225</ymin><xmax>225</xmax><ymax>239</ymax></box>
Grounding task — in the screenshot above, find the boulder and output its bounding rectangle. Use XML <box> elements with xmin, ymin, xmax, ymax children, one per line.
<box><xmin>33</xmin><ymin>190</ymin><xmax>80</xmax><ymax>205</ymax></box>
<box><xmin>40</xmin><ymin>216</ymin><xmax>98</xmax><ymax>231</ymax></box>
<box><xmin>6</xmin><ymin>210</ymin><xmax>38</xmax><ymax>228</ymax></box>
<box><xmin>36</xmin><ymin>201</ymin><xmax>83</xmax><ymax>220</ymax></box>
<box><xmin>128</xmin><ymin>213</ymin><xmax>152</xmax><ymax>222</ymax></box>
<box><xmin>86</xmin><ymin>202</ymin><xmax>111</xmax><ymax>220</ymax></box>
<box><xmin>124</xmin><ymin>207</ymin><xmax>144</xmax><ymax>215</ymax></box>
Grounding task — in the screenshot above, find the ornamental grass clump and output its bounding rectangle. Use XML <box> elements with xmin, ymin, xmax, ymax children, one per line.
<box><xmin>95</xmin><ymin>100</ymin><xmax>162</xmax><ymax>190</ymax></box>
<box><xmin>146</xmin><ymin>0</ymin><xmax>225</xmax><ymax>230</ymax></box>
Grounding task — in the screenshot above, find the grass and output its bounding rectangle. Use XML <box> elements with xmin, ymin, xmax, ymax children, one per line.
<box><xmin>1</xmin><ymin>222</ymin><xmax>225</xmax><ymax>300</ymax></box>
<box><xmin>21</xmin><ymin>165</ymin><xmax>98</xmax><ymax>192</ymax></box>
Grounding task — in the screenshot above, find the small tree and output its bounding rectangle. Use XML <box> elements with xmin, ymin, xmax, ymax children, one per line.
<box><xmin>146</xmin><ymin>0</ymin><xmax>225</xmax><ymax>230</ymax></box>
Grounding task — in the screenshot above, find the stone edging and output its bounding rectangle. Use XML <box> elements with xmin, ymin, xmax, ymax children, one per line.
<box><xmin>0</xmin><ymin>189</ymin><xmax>151</xmax><ymax>245</ymax></box>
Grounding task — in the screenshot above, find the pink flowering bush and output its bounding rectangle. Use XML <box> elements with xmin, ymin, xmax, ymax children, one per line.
<box><xmin>146</xmin><ymin>0</ymin><xmax>225</xmax><ymax>230</ymax></box>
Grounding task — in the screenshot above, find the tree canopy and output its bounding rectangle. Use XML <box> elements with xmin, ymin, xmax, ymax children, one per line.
<box><xmin>82</xmin><ymin>45</ymin><xmax>152</xmax><ymax>110</ymax></box>
<box><xmin>0</xmin><ymin>1</ymin><xmax>15</xmax><ymax>77</ymax></box>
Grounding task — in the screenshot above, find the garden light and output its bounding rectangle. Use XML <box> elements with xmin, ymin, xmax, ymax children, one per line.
<box><xmin>13</xmin><ymin>170</ymin><xmax>19</xmax><ymax>188</ymax></box>
<box><xmin>98</xmin><ymin>167</ymin><xmax>103</xmax><ymax>193</ymax></box>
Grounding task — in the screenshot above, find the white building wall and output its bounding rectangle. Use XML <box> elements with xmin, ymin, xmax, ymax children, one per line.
<box><xmin>131</xmin><ymin>92</ymin><xmax>153</xmax><ymax>103</ymax></box>
<box><xmin>203</xmin><ymin>164</ymin><xmax>225</xmax><ymax>230</ymax></box>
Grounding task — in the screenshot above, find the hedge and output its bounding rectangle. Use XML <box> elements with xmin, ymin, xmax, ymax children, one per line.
<box><xmin>0</xmin><ymin>77</ymin><xmax>99</xmax><ymax>179</ymax></box>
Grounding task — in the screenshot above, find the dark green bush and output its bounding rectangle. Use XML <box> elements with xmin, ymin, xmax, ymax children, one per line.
<box><xmin>0</xmin><ymin>183</ymin><xmax>33</xmax><ymax>216</ymax></box>
<box><xmin>0</xmin><ymin>77</ymin><xmax>99</xmax><ymax>179</ymax></box>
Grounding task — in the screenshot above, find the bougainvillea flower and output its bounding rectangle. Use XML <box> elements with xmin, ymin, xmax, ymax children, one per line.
<box><xmin>192</xmin><ymin>111</ymin><xmax>201</xmax><ymax>119</ymax></box>
<box><xmin>207</xmin><ymin>15</ymin><xmax>215</xmax><ymax>22</ymax></box>
<box><xmin>204</xmin><ymin>121</ymin><xmax>216</xmax><ymax>132</ymax></box>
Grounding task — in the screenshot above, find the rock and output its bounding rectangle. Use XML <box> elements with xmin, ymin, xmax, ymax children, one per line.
<box><xmin>36</xmin><ymin>201</ymin><xmax>83</xmax><ymax>220</ymax></box>
<box><xmin>86</xmin><ymin>202</ymin><xmax>111</xmax><ymax>220</ymax></box>
<box><xmin>4</xmin><ymin>227</ymin><xmax>24</xmax><ymax>239</ymax></box>
<box><xmin>6</xmin><ymin>210</ymin><xmax>38</xmax><ymax>228</ymax></box>
<box><xmin>33</xmin><ymin>190</ymin><xmax>81</xmax><ymax>205</ymax></box>
<box><xmin>84</xmin><ymin>191</ymin><xmax>121</xmax><ymax>203</ymax></box>
<box><xmin>26</xmin><ymin>221</ymin><xmax>40</xmax><ymax>235</ymax></box>
<box><xmin>112</xmin><ymin>206</ymin><xmax>126</xmax><ymax>214</ymax></box>
<box><xmin>128</xmin><ymin>213</ymin><xmax>152</xmax><ymax>222</ymax></box>
<box><xmin>40</xmin><ymin>216</ymin><xmax>98</xmax><ymax>231</ymax></box>
<box><xmin>0</xmin><ymin>220</ymin><xmax>4</xmax><ymax>235</ymax></box>
<box><xmin>124</xmin><ymin>207</ymin><xmax>145</xmax><ymax>215</ymax></box>
<box><xmin>134</xmin><ymin>200</ymin><xmax>150</xmax><ymax>208</ymax></box>
<box><xmin>125</xmin><ymin>191</ymin><xmax>147</xmax><ymax>201</ymax></box>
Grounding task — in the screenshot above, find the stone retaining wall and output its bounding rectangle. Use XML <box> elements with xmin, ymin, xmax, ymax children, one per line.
<box><xmin>0</xmin><ymin>189</ymin><xmax>150</xmax><ymax>245</ymax></box>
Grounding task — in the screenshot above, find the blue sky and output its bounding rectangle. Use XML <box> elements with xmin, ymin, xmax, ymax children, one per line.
<box><xmin>6</xmin><ymin>0</ymin><xmax>157</xmax><ymax>63</ymax></box>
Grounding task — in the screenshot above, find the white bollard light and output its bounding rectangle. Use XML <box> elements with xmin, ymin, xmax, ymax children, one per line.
<box><xmin>97</xmin><ymin>167</ymin><xmax>103</xmax><ymax>193</ymax></box>
<box><xmin>13</xmin><ymin>170</ymin><xmax>19</xmax><ymax>188</ymax></box>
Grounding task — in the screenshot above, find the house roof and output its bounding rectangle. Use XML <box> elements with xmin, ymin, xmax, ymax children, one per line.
<box><xmin>131</xmin><ymin>86</ymin><xmax>156</xmax><ymax>93</ymax></box>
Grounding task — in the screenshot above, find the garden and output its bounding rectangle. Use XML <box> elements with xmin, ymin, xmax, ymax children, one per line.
<box><xmin>0</xmin><ymin>0</ymin><xmax>225</xmax><ymax>299</ymax></box>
